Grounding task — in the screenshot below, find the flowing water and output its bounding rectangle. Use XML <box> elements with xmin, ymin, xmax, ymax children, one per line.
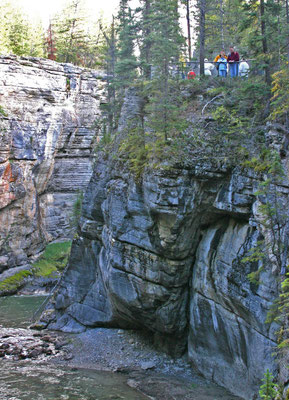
<box><xmin>0</xmin><ymin>295</ymin><xmax>148</xmax><ymax>400</ymax></box>
<box><xmin>0</xmin><ymin>295</ymin><xmax>46</xmax><ymax>328</ymax></box>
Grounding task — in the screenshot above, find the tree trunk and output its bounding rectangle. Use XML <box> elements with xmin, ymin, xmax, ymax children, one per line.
<box><xmin>199</xmin><ymin>0</ymin><xmax>205</xmax><ymax>76</ymax></box>
<box><xmin>143</xmin><ymin>0</ymin><xmax>152</xmax><ymax>77</ymax></box>
<box><xmin>220</xmin><ymin>0</ymin><xmax>224</xmax><ymax>48</ymax></box>
<box><xmin>277</xmin><ymin>0</ymin><xmax>281</xmax><ymax>68</ymax></box>
<box><xmin>286</xmin><ymin>0</ymin><xmax>289</xmax><ymax>63</ymax></box>
<box><xmin>186</xmin><ymin>0</ymin><xmax>192</xmax><ymax>60</ymax></box>
<box><xmin>100</xmin><ymin>17</ymin><xmax>116</xmax><ymax>131</ymax></box>
<box><xmin>260</xmin><ymin>0</ymin><xmax>270</xmax><ymax>84</ymax></box>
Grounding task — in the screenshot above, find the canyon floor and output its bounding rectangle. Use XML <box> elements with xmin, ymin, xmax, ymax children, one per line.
<box><xmin>55</xmin><ymin>327</ymin><xmax>242</xmax><ymax>400</ymax></box>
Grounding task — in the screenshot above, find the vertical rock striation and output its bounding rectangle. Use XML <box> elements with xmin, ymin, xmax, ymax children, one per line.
<box><xmin>0</xmin><ymin>55</ymin><xmax>105</xmax><ymax>271</ymax></box>
<box><xmin>46</xmin><ymin>90</ymin><xmax>284</xmax><ymax>398</ymax></box>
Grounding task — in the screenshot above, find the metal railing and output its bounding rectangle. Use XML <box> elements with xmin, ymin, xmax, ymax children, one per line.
<box><xmin>148</xmin><ymin>60</ymin><xmax>263</xmax><ymax>79</ymax></box>
<box><xmin>174</xmin><ymin>59</ymin><xmax>263</xmax><ymax>78</ymax></box>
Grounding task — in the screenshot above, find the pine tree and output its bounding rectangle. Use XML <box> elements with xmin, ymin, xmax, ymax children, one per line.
<box><xmin>28</xmin><ymin>21</ymin><xmax>45</xmax><ymax>58</ymax></box>
<box><xmin>198</xmin><ymin>0</ymin><xmax>206</xmax><ymax>75</ymax></box>
<box><xmin>138</xmin><ymin>0</ymin><xmax>153</xmax><ymax>77</ymax></box>
<box><xmin>115</xmin><ymin>0</ymin><xmax>138</xmax><ymax>87</ymax></box>
<box><xmin>239</xmin><ymin>0</ymin><xmax>285</xmax><ymax>80</ymax></box>
<box><xmin>100</xmin><ymin>18</ymin><xmax>118</xmax><ymax>132</ymax></box>
<box><xmin>146</xmin><ymin>0</ymin><xmax>185</xmax><ymax>141</ymax></box>
<box><xmin>4</xmin><ymin>4</ymin><xmax>30</xmax><ymax>56</ymax></box>
<box><xmin>182</xmin><ymin>0</ymin><xmax>192</xmax><ymax>60</ymax></box>
<box><xmin>286</xmin><ymin>0</ymin><xmax>289</xmax><ymax>62</ymax></box>
<box><xmin>53</xmin><ymin>0</ymin><xmax>90</xmax><ymax>65</ymax></box>
<box><xmin>259</xmin><ymin>369</ymin><xmax>277</xmax><ymax>400</ymax></box>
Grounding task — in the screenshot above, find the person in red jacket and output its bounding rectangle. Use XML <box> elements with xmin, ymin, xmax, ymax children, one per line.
<box><xmin>227</xmin><ymin>46</ymin><xmax>239</xmax><ymax>77</ymax></box>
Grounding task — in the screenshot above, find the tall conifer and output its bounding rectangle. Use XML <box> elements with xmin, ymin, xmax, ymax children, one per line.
<box><xmin>115</xmin><ymin>0</ymin><xmax>138</xmax><ymax>87</ymax></box>
<box><xmin>146</xmin><ymin>0</ymin><xmax>185</xmax><ymax>141</ymax></box>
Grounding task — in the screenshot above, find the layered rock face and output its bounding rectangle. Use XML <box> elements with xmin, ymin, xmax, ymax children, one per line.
<box><xmin>46</xmin><ymin>91</ymin><xmax>283</xmax><ymax>399</ymax></box>
<box><xmin>0</xmin><ymin>55</ymin><xmax>105</xmax><ymax>271</ymax></box>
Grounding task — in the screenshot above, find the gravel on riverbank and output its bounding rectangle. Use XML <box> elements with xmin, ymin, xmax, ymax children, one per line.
<box><xmin>53</xmin><ymin>327</ymin><xmax>241</xmax><ymax>400</ymax></box>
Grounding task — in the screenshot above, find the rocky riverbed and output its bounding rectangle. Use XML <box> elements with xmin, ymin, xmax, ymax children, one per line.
<box><xmin>0</xmin><ymin>327</ymin><xmax>67</xmax><ymax>361</ymax></box>
<box><xmin>0</xmin><ymin>326</ymin><xmax>242</xmax><ymax>400</ymax></box>
<box><xmin>58</xmin><ymin>327</ymin><xmax>242</xmax><ymax>400</ymax></box>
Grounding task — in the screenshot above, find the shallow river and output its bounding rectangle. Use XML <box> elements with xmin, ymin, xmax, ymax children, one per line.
<box><xmin>0</xmin><ymin>295</ymin><xmax>148</xmax><ymax>400</ymax></box>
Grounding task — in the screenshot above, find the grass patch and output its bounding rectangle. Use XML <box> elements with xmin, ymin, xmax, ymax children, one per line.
<box><xmin>0</xmin><ymin>270</ymin><xmax>33</xmax><ymax>294</ymax></box>
<box><xmin>32</xmin><ymin>241</ymin><xmax>72</xmax><ymax>278</ymax></box>
<box><xmin>0</xmin><ymin>241</ymin><xmax>72</xmax><ymax>295</ymax></box>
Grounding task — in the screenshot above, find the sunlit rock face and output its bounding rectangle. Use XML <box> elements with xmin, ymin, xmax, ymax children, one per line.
<box><xmin>0</xmin><ymin>55</ymin><xmax>105</xmax><ymax>271</ymax></box>
<box><xmin>47</xmin><ymin>89</ymin><xmax>282</xmax><ymax>399</ymax></box>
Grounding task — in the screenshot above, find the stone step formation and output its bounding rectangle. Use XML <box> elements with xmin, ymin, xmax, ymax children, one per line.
<box><xmin>0</xmin><ymin>55</ymin><xmax>106</xmax><ymax>271</ymax></box>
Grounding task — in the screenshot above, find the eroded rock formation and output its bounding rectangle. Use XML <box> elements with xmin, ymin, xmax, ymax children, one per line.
<box><xmin>0</xmin><ymin>55</ymin><xmax>105</xmax><ymax>271</ymax></box>
<box><xmin>46</xmin><ymin>90</ymin><xmax>285</xmax><ymax>399</ymax></box>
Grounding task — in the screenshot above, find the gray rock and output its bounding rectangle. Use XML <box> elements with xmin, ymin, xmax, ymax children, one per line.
<box><xmin>0</xmin><ymin>55</ymin><xmax>106</xmax><ymax>272</ymax></box>
<box><xmin>140</xmin><ymin>361</ymin><xmax>156</xmax><ymax>370</ymax></box>
<box><xmin>37</xmin><ymin>79</ymin><xmax>287</xmax><ymax>398</ymax></box>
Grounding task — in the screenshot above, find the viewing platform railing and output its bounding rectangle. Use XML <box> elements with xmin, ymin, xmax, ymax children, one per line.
<box><xmin>149</xmin><ymin>59</ymin><xmax>262</xmax><ymax>79</ymax></box>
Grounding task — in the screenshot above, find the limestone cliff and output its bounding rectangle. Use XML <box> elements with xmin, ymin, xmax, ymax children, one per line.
<box><xmin>45</xmin><ymin>89</ymin><xmax>287</xmax><ymax>399</ymax></box>
<box><xmin>0</xmin><ymin>55</ymin><xmax>105</xmax><ymax>272</ymax></box>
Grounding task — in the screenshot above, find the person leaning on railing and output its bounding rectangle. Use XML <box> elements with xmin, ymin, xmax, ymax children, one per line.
<box><xmin>213</xmin><ymin>50</ymin><xmax>228</xmax><ymax>76</ymax></box>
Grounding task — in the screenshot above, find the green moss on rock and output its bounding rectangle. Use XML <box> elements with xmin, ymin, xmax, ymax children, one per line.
<box><xmin>0</xmin><ymin>270</ymin><xmax>33</xmax><ymax>295</ymax></box>
<box><xmin>0</xmin><ymin>241</ymin><xmax>72</xmax><ymax>296</ymax></box>
<box><xmin>32</xmin><ymin>241</ymin><xmax>72</xmax><ymax>278</ymax></box>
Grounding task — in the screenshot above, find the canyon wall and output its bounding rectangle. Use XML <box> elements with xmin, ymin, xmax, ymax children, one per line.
<box><xmin>0</xmin><ymin>55</ymin><xmax>105</xmax><ymax>272</ymax></box>
<box><xmin>46</xmin><ymin>90</ymin><xmax>287</xmax><ymax>399</ymax></box>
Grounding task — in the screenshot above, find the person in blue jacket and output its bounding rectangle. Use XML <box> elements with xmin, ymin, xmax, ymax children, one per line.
<box><xmin>217</xmin><ymin>55</ymin><xmax>227</xmax><ymax>77</ymax></box>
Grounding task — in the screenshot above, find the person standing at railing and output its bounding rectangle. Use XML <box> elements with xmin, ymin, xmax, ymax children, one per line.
<box><xmin>214</xmin><ymin>50</ymin><xmax>227</xmax><ymax>76</ymax></box>
<box><xmin>239</xmin><ymin>57</ymin><xmax>250</xmax><ymax>78</ymax></box>
<box><xmin>204</xmin><ymin>58</ymin><xmax>215</xmax><ymax>76</ymax></box>
<box><xmin>217</xmin><ymin>55</ymin><xmax>227</xmax><ymax>77</ymax></box>
<box><xmin>227</xmin><ymin>46</ymin><xmax>240</xmax><ymax>77</ymax></box>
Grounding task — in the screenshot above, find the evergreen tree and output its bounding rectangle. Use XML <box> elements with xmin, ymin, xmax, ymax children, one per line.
<box><xmin>259</xmin><ymin>369</ymin><xmax>277</xmax><ymax>400</ymax></box>
<box><xmin>6</xmin><ymin>5</ymin><xmax>30</xmax><ymax>56</ymax></box>
<box><xmin>181</xmin><ymin>0</ymin><xmax>192</xmax><ymax>60</ymax></box>
<box><xmin>115</xmin><ymin>0</ymin><xmax>138</xmax><ymax>86</ymax></box>
<box><xmin>138</xmin><ymin>0</ymin><xmax>152</xmax><ymax>77</ymax></box>
<box><xmin>0</xmin><ymin>2</ymin><xmax>44</xmax><ymax>57</ymax></box>
<box><xmin>146</xmin><ymin>0</ymin><xmax>185</xmax><ymax>140</ymax></box>
<box><xmin>29</xmin><ymin>21</ymin><xmax>45</xmax><ymax>58</ymax></box>
<box><xmin>149</xmin><ymin>0</ymin><xmax>184</xmax><ymax>77</ymax></box>
<box><xmin>198</xmin><ymin>0</ymin><xmax>206</xmax><ymax>74</ymax></box>
<box><xmin>205</xmin><ymin>0</ymin><xmax>243</xmax><ymax>56</ymax></box>
<box><xmin>240</xmin><ymin>0</ymin><xmax>285</xmax><ymax>80</ymax></box>
<box><xmin>100</xmin><ymin>18</ymin><xmax>118</xmax><ymax>132</ymax></box>
<box><xmin>286</xmin><ymin>0</ymin><xmax>289</xmax><ymax>62</ymax></box>
<box><xmin>53</xmin><ymin>0</ymin><xmax>90</xmax><ymax>65</ymax></box>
